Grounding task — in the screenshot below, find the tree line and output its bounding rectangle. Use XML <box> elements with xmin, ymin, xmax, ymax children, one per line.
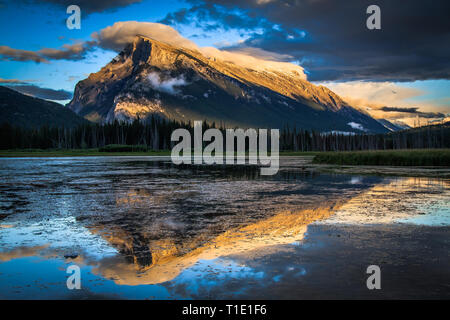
<box><xmin>0</xmin><ymin>116</ymin><xmax>448</xmax><ymax>151</ymax></box>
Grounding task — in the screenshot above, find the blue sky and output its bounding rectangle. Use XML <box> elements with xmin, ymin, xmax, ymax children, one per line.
<box><xmin>0</xmin><ymin>1</ymin><xmax>187</xmax><ymax>92</ymax></box>
<box><xmin>0</xmin><ymin>0</ymin><xmax>448</xmax><ymax>125</ymax></box>
<box><xmin>0</xmin><ymin>1</ymin><xmax>261</xmax><ymax>93</ymax></box>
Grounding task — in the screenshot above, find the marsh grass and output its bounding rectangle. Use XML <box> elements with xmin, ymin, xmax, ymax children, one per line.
<box><xmin>312</xmin><ymin>149</ymin><xmax>450</xmax><ymax>166</ymax></box>
<box><xmin>1</xmin><ymin>148</ymin><xmax>449</xmax><ymax>167</ymax></box>
<box><xmin>98</xmin><ymin>144</ymin><xmax>149</xmax><ymax>152</ymax></box>
<box><xmin>0</xmin><ymin>148</ymin><xmax>171</xmax><ymax>157</ymax></box>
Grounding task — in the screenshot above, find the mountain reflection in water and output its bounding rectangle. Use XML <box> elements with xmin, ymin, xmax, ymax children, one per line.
<box><xmin>88</xmin><ymin>202</ymin><xmax>342</xmax><ymax>285</ymax></box>
<box><xmin>0</xmin><ymin>157</ymin><xmax>448</xmax><ymax>298</ymax></box>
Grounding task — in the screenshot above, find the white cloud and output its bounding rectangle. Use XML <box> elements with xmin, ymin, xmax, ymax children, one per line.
<box><xmin>347</xmin><ymin>122</ymin><xmax>365</xmax><ymax>131</ymax></box>
<box><xmin>200</xmin><ymin>46</ymin><xmax>306</xmax><ymax>79</ymax></box>
<box><xmin>320</xmin><ymin>81</ymin><xmax>423</xmax><ymax>109</ymax></box>
<box><xmin>319</xmin><ymin>80</ymin><xmax>448</xmax><ymax>127</ymax></box>
<box><xmin>147</xmin><ymin>72</ymin><xmax>188</xmax><ymax>95</ymax></box>
<box><xmin>92</xmin><ymin>21</ymin><xmax>307</xmax><ymax>79</ymax></box>
<box><xmin>91</xmin><ymin>21</ymin><xmax>199</xmax><ymax>52</ymax></box>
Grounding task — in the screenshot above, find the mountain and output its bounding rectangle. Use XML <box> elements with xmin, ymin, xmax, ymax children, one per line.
<box><xmin>377</xmin><ymin>119</ymin><xmax>411</xmax><ymax>132</ymax></box>
<box><xmin>0</xmin><ymin>86</ymin><xmax>88</xmax><ymax>128</ymax></box>
<box><xmin>68</xmin><ymin>36</ymin><xmax>388</xmax><ymax>133</ymax></box>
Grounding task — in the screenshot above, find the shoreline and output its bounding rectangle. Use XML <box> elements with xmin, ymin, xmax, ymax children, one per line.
<box><xmin>0</xmin><ymin>153</ymin><xmax>449</xmax><ymax>178</ymax></box>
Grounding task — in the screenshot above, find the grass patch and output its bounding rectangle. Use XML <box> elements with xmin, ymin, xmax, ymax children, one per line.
<box><xmin>312</xmin><ymin>149</ymin><xmax>450</xmax><ymax>166</ymax></box>
<box><xmin>98</xmin><ymin>144</ymin><xmax>149</xmax><ymax>152</ymax></box>
<box><xmin>0</xmin><ymin>149</ymin><xmax>320</xmax><ymax>158</ymax></box>
<box><xmin>279</xmin><ymin>151</ymin><xmax>320</xmax><ymax>156</ymax></box>
<box><xmin>0</xmin><ymin>148</ymin><xmax>171</xmax><ymax>157</ymax></box>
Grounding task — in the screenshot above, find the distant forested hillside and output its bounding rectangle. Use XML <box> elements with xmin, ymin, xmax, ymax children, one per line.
<box><xmin>0</xmin><ymin>86</ymin><xmax>88</xmax><ymax>129</ymax></box>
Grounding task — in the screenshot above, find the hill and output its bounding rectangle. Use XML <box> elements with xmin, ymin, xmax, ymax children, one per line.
<box><xmin>0</xmin><ymin>86</ymin><xmax>88</xmax><ymax>128</ymax></box>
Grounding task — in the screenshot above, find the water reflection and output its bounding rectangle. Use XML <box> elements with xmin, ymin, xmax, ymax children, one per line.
<box><xmin>87</xmin><ymin>202</ymin><xmax>342</xmax><ymax>285</ymax></box>
<box><xmin>320</xmin><ymin>177</ymin><xmax>450</xmax><ymax>225</ymax></box>
<box><xmin>0</xmin><ymin>157</ymin><xmax>448</xmax><ymax>298</ymax></box>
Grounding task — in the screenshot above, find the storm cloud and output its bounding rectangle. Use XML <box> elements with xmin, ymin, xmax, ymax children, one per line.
<box><xmin>32</xmin><ymin>0</ymin><xmax>141</xmax><ymax>14</ymax></box>
<box><xmin>162</xmin><ymin>0</ymin><xmax>450</xmax><ymax>82</ymax></box>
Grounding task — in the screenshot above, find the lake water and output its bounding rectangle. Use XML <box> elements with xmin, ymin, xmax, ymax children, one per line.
<box><xmin>0</xmin><ymin>157</ymin><xmax>449</xmax><ymax>299</ymax></box>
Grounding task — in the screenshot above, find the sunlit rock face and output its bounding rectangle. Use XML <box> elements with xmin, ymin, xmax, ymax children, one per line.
<box><xmin>68</xmin><ymin>36</ymin><xmax>388</xmax><ymax>133</ymax></box>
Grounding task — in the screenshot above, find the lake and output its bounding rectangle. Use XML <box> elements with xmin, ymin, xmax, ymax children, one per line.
<box><xmin>0</xmin><ymin>157</ymin><xmax>449</xmax><ymax>299</ymax></box>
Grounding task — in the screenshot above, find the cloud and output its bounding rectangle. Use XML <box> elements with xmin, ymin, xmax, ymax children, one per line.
<box><xmin>38</xmin><ymin>42</ymin><xmax>95</xmax><ymax>60</ymax></box>
<box><xmin>379</xmin><ymin>107</ymin><xmax>420</xmax><ymax>113</ymax></box>
<box><xmin>347</xmin><ymin>122</ymin><xmax>365</xmax><ymax>131</ymax></box>
<box><xmin>0</xmin><ymin>78</ymin><xmax>30</xmax><ymax>84</ymax></box>
<box><xmin>0</xmin><ymin>42</ymin><xmax>94</xmax><ymax>63</ymax></box>
<box><xmin>0</xmin><ymin>46</ymin><xmax>46</xmax><ymax>63</ymax></box>
<box><xmin>92</xmin><ymin>21</ymin><xmax>306</xmax><ymax>78</ymax></box>
<box><xmin>166</xmin><ymin>0</ymin><xmax>450</xmax><ymax>82</ymax></box>
<box><xmin>318</xmin><ymin>80</ymin><xmax>449</xmax><ymax>126</ymax></box>
<box><xmin>6</xmin><ymin>85</ymin><xmax>73</xmax><ymax>100</ymax></box>
<box><xmin>200</xmin><ymin>46</ymin><xmax>306</xmax><ymax>78</ymax></box>
<box><xmin>0</xmin><ymin>80</ymin><xmax>72</xmax><ymax>101</ymax></box>
<box><xmin>379</xmin><ymin>106</ymin><xmax>446</xmax><ymax>119</ymax></box>
<box><xmin>147</xmin><ymin>72</ymin><xmax>188</xmax><ymax>95</ymax></box>
<box><xmin>32</xmin><ymin>0</ymin><xmax>141</xmax><ymax>14</ymax></box>
<box><xmin>159</xmin><ymin>3</ymin><xmax>271</xmax><ymax>32</ymax></box>
<box><xmin>91</xmin><ymin>21</ymin><xmax>199</xmax><ymax>52</ymax></box>
<box><xmin>0</xmin><ymin>20</ymin><xmax>306</xmax><ymax>79</ymax></box>
<box><xmin>221</xmin><ymin>47</ymin><xmax>293</xmax><ymax>62</ymax></box>
<box><xmin>320</xmin><ymin>81</ymin><xmax>423</xmax><ymax>110</ymax></box>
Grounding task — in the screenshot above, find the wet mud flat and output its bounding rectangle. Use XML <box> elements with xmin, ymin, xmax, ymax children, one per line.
<box><xmin>0</xmin><ymin>157</ymin><xmax>449</xmax><ymax>299</ymax></box>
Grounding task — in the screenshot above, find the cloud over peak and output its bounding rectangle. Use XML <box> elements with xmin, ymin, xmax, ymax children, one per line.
<box><xmin>1</xmin><ymin>21</ymin><xmax>307</xmax><ymax>79</ymax></box>
<box><xmin>94</xmin><ymin>21</ymin><xmax>306</xmax><ymax>78</ymax></box>
<box><xmin>91</xmin><ymin>21</ymin><xmax>199</xmax><ymax>52</ymax></box>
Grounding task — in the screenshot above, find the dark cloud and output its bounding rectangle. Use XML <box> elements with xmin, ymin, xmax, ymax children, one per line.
<box><xmin>166</xmin><ymin>0</ymin><xmax>450</xmax><ymax>82</ymax></box>
<box><xmin>0</xmin><ymin>46</ymin><xmax>46</xmax><ymax>63</ymax></box>
<box><xmin>6</xmin><ymin>85</ymin><xmax>72</xmax><ymax>100</ymax></box>
<box><xmin>379</xmin><ymin>107</ymin><xmax>420</xmax><ymax>113</ymax></box>
<box><xmin>379</xmin><ymin>106</ymin><xmax>446</xmax><ymax>119</ymax></box>
<box><xmin>160</xmin><ymin>3</ymin><xmax>270</xmax><ymax>32</ymax></box>
<box><xmin>0</xmin><ymin>42</ymin><xmax>95</xmax><ymax>63</ymax></box>
<box><xmin>32</xmin><ymin>0</ymin><xmax>141</xmax><ymax>14</ymax></box>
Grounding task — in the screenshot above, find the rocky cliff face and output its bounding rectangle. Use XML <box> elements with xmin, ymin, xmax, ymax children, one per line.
<box><xmin>68</xmin><ymin>36</ymin><xmax>388</xmax><ymax>133</ymax></box>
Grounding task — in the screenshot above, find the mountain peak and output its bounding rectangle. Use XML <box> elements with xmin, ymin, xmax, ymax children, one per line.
<box><xmin>67</xmin><ymin>37</ymin><xmax>388</xmax><ymax>133</ymax></box>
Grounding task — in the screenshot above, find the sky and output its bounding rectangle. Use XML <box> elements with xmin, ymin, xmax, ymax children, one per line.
<box><xmin>0</xmin><ymin>0</ymin><xmax>449</xmax><ymax>127</ymax></box>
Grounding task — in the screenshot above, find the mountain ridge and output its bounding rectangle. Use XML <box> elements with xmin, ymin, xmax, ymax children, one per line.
<box><xmin>0</xmin><ymin>86</ymin><xmax>88</xmax><ymax>129</ymax></box>
<box><xmin>68</xmin><ymin>36</ymin><xmax>388</xmax><ymax>133</ymax></box>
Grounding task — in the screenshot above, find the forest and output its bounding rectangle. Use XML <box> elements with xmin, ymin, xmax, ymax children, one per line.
<box><xmin>0</xmin><ymin>116</ymin><xmax>449</xmax><ymax>151</ymax></box>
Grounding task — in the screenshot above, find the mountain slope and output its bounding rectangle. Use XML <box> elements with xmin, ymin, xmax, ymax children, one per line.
<box><xmin>0</xmin><ymin>86</ymin><xmax>88</xmax><ymax>128</ymax></box>
<box><xmin>68</xmin><ymin>36</ymin><xmax>388</xmax><ymax>133</ymax></box>
<box><xmin>377</xmin><ymin>118</ymin><xmax>411</xmax><ymax>132</ymax></box>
